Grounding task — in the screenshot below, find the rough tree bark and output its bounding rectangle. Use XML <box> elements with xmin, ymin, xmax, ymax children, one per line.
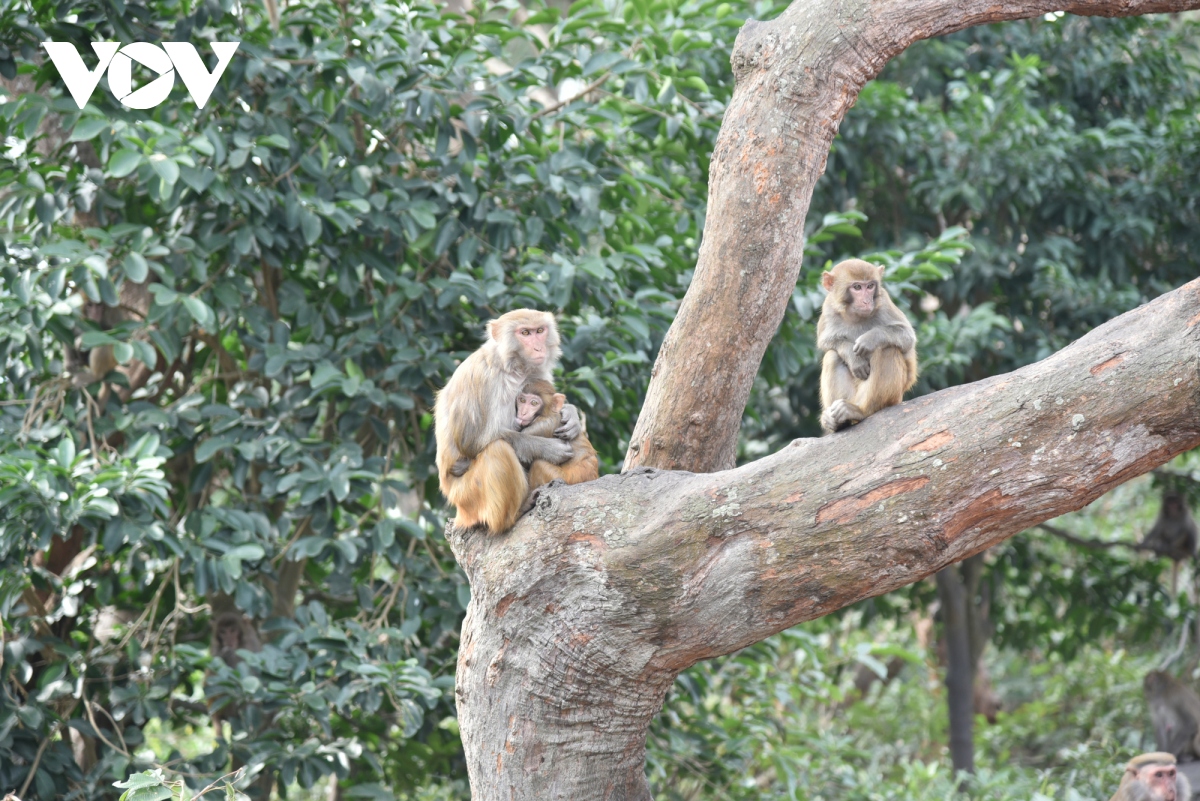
<box><xmin>448</xmin><ymin>0</ymin><xmax>1200</xmax><ymax>797</ymax></box>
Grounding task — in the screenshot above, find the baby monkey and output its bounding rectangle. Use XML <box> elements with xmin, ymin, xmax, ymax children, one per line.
<box><xmin>515</xmin><ymin>379</ymin><xmax>600</xmax><ymax>490</ymax></box>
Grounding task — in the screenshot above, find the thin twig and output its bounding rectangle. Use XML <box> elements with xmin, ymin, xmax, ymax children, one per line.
<box><xmin>372</xmin><ymin>567</ymin><xmax>407</xmax><ymax>631</ymax></box>
<box><xmin>1037</xmin><ymin>523</ymin><xmax>1158</xmax><ymax>553</ymax></box>
<box><xmin>116</xmin><ymin>565</ymin><xmax>174</xmax><ymax>652</ymax></box>
<box><xmin>531</xmin><ymin>74</ymin><xmax>613</xmax><ymax>119</ymax></box>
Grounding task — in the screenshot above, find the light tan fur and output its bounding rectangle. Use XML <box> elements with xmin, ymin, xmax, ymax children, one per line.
<box><xmin>816</xmin><ymin>259</ymin><xmax>918</xmax><ymax>433</ymax></box>
<box><xmin>517</xmin><ymin>379</ymin><xmax>600</xmax><ymax>489</ymax></box>
<box><xmin>434</xmin><ymin>309</ymin><xmax>571</xmax><ymax>533</ymax></box>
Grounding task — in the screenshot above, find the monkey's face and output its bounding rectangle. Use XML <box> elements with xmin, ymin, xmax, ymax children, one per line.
<box><xmin>515</xmin><ymin>324</ymin><xmax>550</xmax><ymax>365</ymax></box>
<box><xmin>846</xmin><ymin>280</ymin><xmax>877</xmax><ymax>317</ymax></box>
<box><xmin>515</xmin><ymin>392</ymin><xmax>544</xmax><ymax>428</ymax></box>
<box><xmin>1139</xmin><ymin>764</ymin><xmax>1180</xmax><ymax>801</ymax></box>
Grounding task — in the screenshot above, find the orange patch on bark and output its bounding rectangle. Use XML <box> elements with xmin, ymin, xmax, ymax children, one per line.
<box><xmin>943</xmin><ymin>488</ymin><xmax>1006</xmax><ymax>540</ymax></box>
<box><xmin>753</xmin><ymin>162</ymin><xmax>770</xmax><ymax>194</ymax></box>
<box><xmin>494</xmin><ymin>593</ymin><xmax>516</xmax><ymax>618</ymax></box>
<box><xmin>1090</xmin><ymin>354</ymin><xmax>1126</xmax><ymax>376</ymax></box>
<box><xmin>567</xmin><ymin>531</ymin><xmax>608</xmax><ymax>551</ymax></box>
<box><xmin>816</xmin><ymin>477</ymin><xmax>930</xmax><ymax>525</ymax></box>
<box><xmin>1188</xmin><ymin>311</ymin><xmax>1200</xmax><ymax>328</ymax></box>
<box><xmin>910</xmin><ymin>431</ymin><xmax>954</xmax><ymax>452</ymax></box>
<box><xmin>784</xmin><ymin>490</ymin><xmax>803</xmax><ymax>503</ymax></box>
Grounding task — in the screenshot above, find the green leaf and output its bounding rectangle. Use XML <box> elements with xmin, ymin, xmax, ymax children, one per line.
<box><xmin>311</xmin><ymin>361</ymin><xmax>343</xmax><ymax>390</ymax></box>
<box><xmin>301</xmin><ymin>210</ymin><xmax>322</xmax><ymax>245</ymax></box>
<box><xmin>70</xmin><ymin>117</ymin><xmax>109</xmax><ymax>141</ymax></box>
<box><xmin>123</xmin><ymin>252</ymin><xmax>149</xmax><ymax>283</ymax></box>
<box><xmin>226</xmin><ymin>544</ymin><xmax>265</xmax><ymax>562</ymax></box>
<box><xmin>583</xmin><ymin>51</ymin><xmax>623</xmax><ymax>76</ymax></box>
<box><xmin>124</xmin><ymin>785</ymin><xmax>173</xmax><ymax>801</ymax></box>
<box><xmin>181</xmin><ymin>296</ymin><xmax>216</xmax><ymax>330</ymax></box>
<box><xmin>195</xmin><ymin>436</ymin><xmax>233</xmax><ymax>463</ymax></box>
<box><xmin>113</xmin><ymin>341</ymin><xmax>134</xmax><ymax>364</ymax></box>
<box><xmin>81</xmin><ymin>330</ymin><xmax>119</xmax><ymax>348</ymax></box>
<box><xmin>108</xmin><ymin>149</ymin><xmax>142</xmax><ymax>178</ymax></box>
<box><xmin>148</xmin><ymin>154</ymin><xmax>179</xmax><ymax>185</ymax></box>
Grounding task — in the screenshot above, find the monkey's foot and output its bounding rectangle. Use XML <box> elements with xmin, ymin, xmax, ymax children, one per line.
<box><xmin>821</xmin><ymin>400</ymin><xmax>862</xmax><ymax>433</ymax></box>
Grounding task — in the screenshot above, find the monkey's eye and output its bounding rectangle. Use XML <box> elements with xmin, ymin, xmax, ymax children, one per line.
<box><xmin>536</xmin><ymin>327</ymin><xmax>545</xmax><ymax>334</ymax></box>
<box><xmin>520</xmin><ymin>329</ymin><xmax>530</xmax><ymax>336</ymax></box>
<box><xmin>851</xmin><ymin>283</ymin><xmax>862</xmax><ymax>290</ymax></box>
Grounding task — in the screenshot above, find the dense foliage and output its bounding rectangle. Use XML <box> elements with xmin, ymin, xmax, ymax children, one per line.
<box><xmin>1</xmin><ymin>0</ymin><xmax>1198</xmax><ymax>799</ymax></box>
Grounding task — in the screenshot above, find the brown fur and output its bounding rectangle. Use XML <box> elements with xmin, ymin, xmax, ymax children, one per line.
<box><xmin>816</xmin><ymin>259</ymin><xmax>918</xmax><ymax>433</ymax></box>
<box><xmin>434</xmin><ymin>310</ymin><xmax>572</xmax><ymax>533</ymax></box>
<box><xmin>517</xmin><ymin>379</ymin><xmax>600</xmax><ymax>489</ymax></box>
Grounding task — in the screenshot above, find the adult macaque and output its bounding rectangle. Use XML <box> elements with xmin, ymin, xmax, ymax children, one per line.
<box><xmin>434</xmin><ymin>309</ymin><xmax>581</xmax><ymax>533</ymax></box>
<box><xmin>515</xmin><ymin>379</ymin><xmax>600</xmax><ymax>490</ymax></box>
<box><xmin>1110</xmin><ymin>752</ymin><xmax>1192</xmax><ymax>801</ymax></box>
<box><xmin>1144</xmin><ymin>671</ymin><xmax>1200</xmax><ymax>762</ymax></box>
<box><xmin>816</xmin><ymin>259</ymin><xmax>918</xmax><ymax>433</ymax></box>
<box><xmin>1141</xmin><ymin>491</ymin><xmax>1198</xmax><ymax>593</ymax></box>
<box><xmin>210</xmin><ymin>612</ymin><xmax>262</xmax><ymax>668</ymax></box>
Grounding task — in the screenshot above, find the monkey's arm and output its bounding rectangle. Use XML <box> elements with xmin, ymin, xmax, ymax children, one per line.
<box><xmin>521</xmin><ymin>416</ymin><xmax>561</xmax><ymax>439</ymax></box>
<box><xmin>853</xmin><ymin>320</ymin><xmax>916</xmax><ymax>356</ymax></box>
<box><xmin>817</xmin><ymin>326</ymin><xmax>871</xmax><ymax>379</ymax></box>
<box><xmin>500</xmin><ymin>429</ymin><xmax>573</xmax><ymax>466</ymax></box>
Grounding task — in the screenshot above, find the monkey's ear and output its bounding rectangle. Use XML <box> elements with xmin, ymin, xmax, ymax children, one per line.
<box><xmin>486</xmin><ymin>319</ymin><xmax>501</xmax><ymax>340</ymax></box>
<box><xmin>552</xmin><ymin>393</ymin><xmax>566</xmax><ymax>412</ymax></box>
<box><xmin>875</xmin><ymin>264</ymin><xmax>886</xmax><ymax>281</ymax></box>
<box><xmin>821</xmin><ymin>271</ymin><xmax>835</xmax><ymax>291</ymax></box>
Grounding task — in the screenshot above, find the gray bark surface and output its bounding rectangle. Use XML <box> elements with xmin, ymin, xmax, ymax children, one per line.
<box><xmin>451</xmin><ymin>0</ymin><xmax>1200</xmax><ymax>796</ymax></box>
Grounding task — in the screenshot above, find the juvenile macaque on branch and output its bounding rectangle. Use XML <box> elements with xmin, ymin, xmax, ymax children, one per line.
<box><xmin>816</xmin><ymin>259</ymin><xmax>918</xmax><ymax>433</ymax></box>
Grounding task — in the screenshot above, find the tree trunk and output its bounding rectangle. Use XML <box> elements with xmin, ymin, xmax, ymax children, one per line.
<box><xmin>452</xmin><ymin>0</ymin><xmax>1200</xmax><ymax>796</ymax></box>
<box><xmin>937</xmin><ymin>567</ymin><xmax>976</xmax><ymax>777</ymax></box>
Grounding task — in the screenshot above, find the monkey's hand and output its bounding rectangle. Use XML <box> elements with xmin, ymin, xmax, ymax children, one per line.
<box><xmin>852</xmin><ymin>332</ymin><xmax>877</xmax><ymax>357</ymax></box>
<box><xmin>556</xmin><ymin>404</ymin><xmax>582</xmax><ymax>440</ymax></box>
<box><xmin>449</xmin><ymin>457</ymin><xmax>471</xmax><ymax>477</ymax></box>
<box><xmin>849</xmin><ymin>353</ymin><xmax>871</xmax><ymax>380</ymax></box>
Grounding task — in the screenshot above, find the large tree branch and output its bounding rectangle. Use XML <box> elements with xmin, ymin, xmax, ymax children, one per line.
<box><xmin>463</xmin><ymin>277</ymin><xmax>1200</xmax><ymax>663</ymax></box>
<box><xmin>624</xmin><ymin>0</ymin><xmax>1200</xmax><ymax>474</ymax></box>
<box><xmin>450</xmin><ymin>280</ymin><xmax>1199</xmax><ymax>798</ymax></box>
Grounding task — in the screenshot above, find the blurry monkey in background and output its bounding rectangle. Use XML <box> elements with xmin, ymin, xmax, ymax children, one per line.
<box><xmin>515</xmin><ymin>378</ymin><xmax>599</xmax><ymax>491</ymax></box>
<box><xmin>816</xmin><ymin>259</ymin><xmax>918</xmax><ymax>433</ymax></box>
<box><xmin>1140</xmin><ymin>491</ymin><xmax>1198</xmax><ymax>593</ymax></box>
<box><xmin>1144</xmin><ymin>671</ymin><xmax>1200</xmax><ymax>763</ymax></box>
<box><xmin>1109</xmin><ymin>752</ymin><xmax>1191</xmax><ymax>801</ymax></box>
<box><xmin>211</xmin><ymin>612</ymin><xmax>262</xmax><ymax>668</ymax></box>
<box><xmin>434</xmin><ymin>309</ymin><xmax>581</xmax><ymax>533</ymax></box>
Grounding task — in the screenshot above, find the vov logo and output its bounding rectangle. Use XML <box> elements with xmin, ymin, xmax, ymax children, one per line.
<box><xmin>42</xmin><ymin>41</ymin><xmax>240</xmax><ymax>110</ymax></box>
